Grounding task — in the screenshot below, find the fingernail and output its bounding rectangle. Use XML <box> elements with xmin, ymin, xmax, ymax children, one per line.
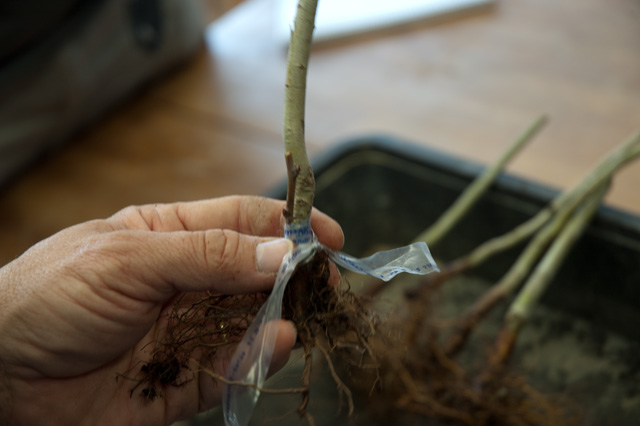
<box><xmin>256</xmin><ymin>238</ymin><xmax>293</xmax><ymax>274</ymax></box>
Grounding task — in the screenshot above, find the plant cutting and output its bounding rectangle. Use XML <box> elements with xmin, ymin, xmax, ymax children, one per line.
<box><xmin>125</xmin><ymin>1</ymin><xmax>437</xmax><ymax>425</ymax></box>
<box><xmin>221</xmin><ymin>1</ymin><xmax>438</xmax><ymax>424</ymax></box>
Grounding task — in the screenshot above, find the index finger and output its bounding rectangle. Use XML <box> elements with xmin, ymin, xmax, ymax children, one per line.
<box><xmin>109</xmin><ymin>196</ymin><xmax>344</xmax><ymax>251</ymax></box>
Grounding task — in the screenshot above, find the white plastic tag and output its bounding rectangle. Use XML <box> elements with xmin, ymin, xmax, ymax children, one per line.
<box><xmin>222</xmin><ymin>221</ymin><xmax>438</xmax><ymax>426</ymax></box>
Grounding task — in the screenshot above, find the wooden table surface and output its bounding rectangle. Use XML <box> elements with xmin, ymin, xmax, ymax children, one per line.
<box><xmin>1</xmin><ymin>0</ymin><xmax>639</xmax><ymax>266</ymax></box>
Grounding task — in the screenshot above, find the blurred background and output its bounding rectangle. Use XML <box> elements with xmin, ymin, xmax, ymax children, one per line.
<box><xmin>1</xmin><ymin>0</ymin><xmax>639</xmax><ymax>267</ymax></box>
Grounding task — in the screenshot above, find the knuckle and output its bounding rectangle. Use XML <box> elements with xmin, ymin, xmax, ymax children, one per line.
<box><xmin>110</xmin><ymin>203</ymin><xmax>174</xmax><ymax>231</ymax></box>
<box><xmin>61</xmin><ymin>234</ymin><xmax>125</xmax><ymax>281</ymax></box>
<box><xmin>205</xmin><ymin>230</ymin><xmax>242</xmax><ymax>272</ymax></box>
<box><xmin>76</xmin><ymin>232</ymin><xmax>129</xmax><ymax>264</ymax></box>
<box><xmin>110</xmin><ymin>205</ymin><xmax>133</xmax><ymax>218</ymax></box>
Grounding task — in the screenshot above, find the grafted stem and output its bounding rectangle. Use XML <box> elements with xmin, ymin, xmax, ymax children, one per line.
<box><xmin>283</xmin><ymin>0</ymin><xmax>318</xmax><ymax>223</ymax></box>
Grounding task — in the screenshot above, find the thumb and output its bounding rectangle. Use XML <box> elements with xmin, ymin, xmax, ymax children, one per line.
<box><xmin>109</xmin><ymin>229</ymin><xmax>293</xmax><ymax>300</ymax></box>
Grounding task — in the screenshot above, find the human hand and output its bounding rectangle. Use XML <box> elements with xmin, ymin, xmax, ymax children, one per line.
<box><xmin>0</xmin><ymin>196</ymin><xmax>343</xmax><ymax>426</ymax></box>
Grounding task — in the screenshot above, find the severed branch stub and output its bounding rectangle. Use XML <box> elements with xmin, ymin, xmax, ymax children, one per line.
<box><xmin>283</xmin><ymin>151</ymin><xmax>300</xmax><ymax>222</ymax></box>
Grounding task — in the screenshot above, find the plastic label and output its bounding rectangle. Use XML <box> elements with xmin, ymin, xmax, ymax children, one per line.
<box><xmin>223</xmin><ymin>221</ymin><xmax>438</xmax><ymax>426</ymax></box>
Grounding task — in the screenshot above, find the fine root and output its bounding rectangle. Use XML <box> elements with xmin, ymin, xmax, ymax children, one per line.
<box><xmin>348</xmin><ymin>283</ymin><xmax>582</xmax><ymax>426</ymax></box>
<box><xmin>281</xmin><ymin>249</ymin><xmax>379</xmax><ymax>423</ymax></box>
<box><xmin>122</xmin><ymin>292</ymin><xmax>267</xmax><ymax>400</ymax></box>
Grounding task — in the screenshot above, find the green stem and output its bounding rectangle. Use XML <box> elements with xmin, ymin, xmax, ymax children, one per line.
<box><xmin>464</xmin><ymin>129</ymin><xmax>640</xmax><ymax>269</ymax></box>
<box><xmin>283</xmin><ymin>0</ymin><xmax>318</xmax><ymax>224</ymax></box>
<box><xmin>417</xmin><ymin>130</ymin><xmax>640</xmax><ymax>305</ymax></box>
<box><xmin>415</xmin><ymin>115</ymin><xmax>547</xmax><ymax>247</ymax></box>
<box><xmin>506</xmin><ymin>181</ymin><xmax>610</xmax><ymax>332</ymax></box>
<box><xmin>441</xmin><ymin>136</ymin><xmax>640</xmax><ymax>356</ymax></box>
<box><xmin>481</xmin><ymin>184</ymin><xmax>586</xmax><ymax>303</ymax></box>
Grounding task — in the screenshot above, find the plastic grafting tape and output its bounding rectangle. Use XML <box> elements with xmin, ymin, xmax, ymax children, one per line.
<box><xmin>327</xmin><ymin>241</ymin><xmax>439</xmax><ymax>282</ymax></box>
<box><xmin>284</xmin><ymin>220</ymin><xmax>315</xmax><ymax>245</ymax></box>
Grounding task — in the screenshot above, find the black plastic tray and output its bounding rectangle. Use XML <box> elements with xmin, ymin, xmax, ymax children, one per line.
<box><xmin>269</xmin><ymin>136</ymin><xmax>640</xmax><ymax>340</ymax></box>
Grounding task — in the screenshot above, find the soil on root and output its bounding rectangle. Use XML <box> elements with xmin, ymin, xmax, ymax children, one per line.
<box><xmin>348</xmin><ymin>278</ymin><xmax>583</xmax><ymax>426</ymax></box>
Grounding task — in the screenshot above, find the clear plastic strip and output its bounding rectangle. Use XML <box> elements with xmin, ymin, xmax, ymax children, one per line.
<box><xmin>222</xmin><ymin>222</ymin><xmax>439</xmax><ymax>426</ymax></box>
<box><xmin>223</xmin><ymin>243</ymin><xmax>316</xmax><ymax>426</ymax></box>
<box><xmin>328</xmin><ymin>241</ymin><xmax>437</xmax><ymax>281</ymax></box>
